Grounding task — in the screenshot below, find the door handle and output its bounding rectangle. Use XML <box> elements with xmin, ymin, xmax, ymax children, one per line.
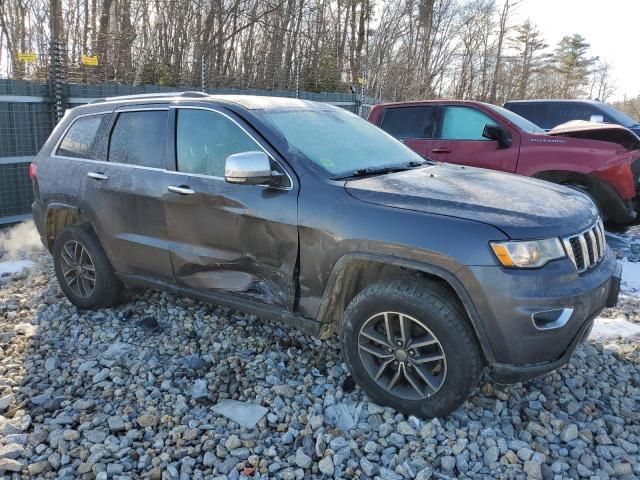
<box><xmin>168</xmin><ymin>185</ymin><xmax>195</xmax><ymax>195</ymax></box>
<box><xmin>87</xmin><ymin>172</ymin><xmax>109</xmax><ymax>180</ymax></box>
<box><xmin>431</xmin><ymin>148</ymin><xmax>451</xmax><ymax>154</ymax></box>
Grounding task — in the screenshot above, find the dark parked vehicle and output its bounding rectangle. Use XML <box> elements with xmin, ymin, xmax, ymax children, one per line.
<box><xmin>504</xmin><ymin>99</ymin><xmax>640</xmax><ymax>137</ymax></box>
<box><xmin>369</xmin><ymin>100</ymin><xmax>640</xmax><ymax>224</ymax></box>
<box><xmin>31</xmin><ymin>93</ymin><xmax>621</xmax><ymax>417</ymax></box>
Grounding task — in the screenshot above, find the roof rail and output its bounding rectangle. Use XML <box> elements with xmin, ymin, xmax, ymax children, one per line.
<box><xmin>90</xmin><ymin>91</ymin><xmax>210</xmax><ymax>104</ymax></box>
<box><xmin>181</xmin><ymin>91</ymin><xmax>210</xmax><ymax>98</ymax></box>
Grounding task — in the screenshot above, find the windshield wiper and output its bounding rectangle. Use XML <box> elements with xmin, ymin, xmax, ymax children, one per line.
<box><xmin>333</xmin><ymin>160</ymin><xmax>432</xmax><ymax>180</ymax></box>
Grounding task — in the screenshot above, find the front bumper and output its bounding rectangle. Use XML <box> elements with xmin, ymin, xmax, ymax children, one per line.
<box><xmin>459</xmin><ymin>249</ymin><xmax>621</xmax><ymax>383</ymax></box>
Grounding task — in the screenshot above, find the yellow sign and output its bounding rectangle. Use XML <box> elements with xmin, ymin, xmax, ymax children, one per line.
<box><xmin>81</xmin><ymin>54</ymin><xmax>99</xmax><ymax>66</ymax></box>
<box><xmin>18</xmin><ymin>52</ymin><xmax>37</xmax><ymax>63</ymax></box>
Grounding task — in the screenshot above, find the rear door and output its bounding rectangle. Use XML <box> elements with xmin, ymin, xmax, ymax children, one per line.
<box><xmin>430</xmin><ymin>105</ymin><xmax>520</xmax><ymax>173</ymax></box>
<box><xmin>163</xmin><ymin>106</ymin><xmax>299</xmax><ymax>309</ymax></box>
<box><xmin>79</xmin><ymin>105</ymin><xmax>174</xmax><ymax>282</ymax></box>
<box><xmin>377</xmin><ymin>105</ymin><xmax>440</xmax><ymax>159</ymax></box>
<box><xmin>45</xmin><ymin>112</ymin><xmax>112</xmax><ymax>212</ymax></box>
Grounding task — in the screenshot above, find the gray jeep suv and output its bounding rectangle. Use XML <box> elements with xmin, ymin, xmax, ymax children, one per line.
<box><xmin>31</xmin><ymin>93</ymin><xmax>621</xmax><ymax>417</ymax></box>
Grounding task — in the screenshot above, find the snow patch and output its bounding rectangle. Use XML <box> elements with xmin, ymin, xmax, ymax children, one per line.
<box><xmin>590</xmin><ymin>316</ymin><xmax>640</xmax><ymax>343</ymax></box>
<box><xmin>620</xmin><ymin>260</ymin><xmax>640</xmax><ymax>294</ymax></box>
<box><xmin>0</xmin><ymin>259</ymin><xmax>34</xmax><ymax>276</ymax></box>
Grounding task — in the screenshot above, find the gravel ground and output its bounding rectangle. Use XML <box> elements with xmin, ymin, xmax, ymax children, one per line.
<box><xmin>0</xmin><ymin>225</ymin><xmax>638</xmax><ymax>479</ymax></box>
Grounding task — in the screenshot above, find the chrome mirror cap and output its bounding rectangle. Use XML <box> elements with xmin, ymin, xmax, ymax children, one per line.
<box><xmin>224</xmin><ymin>151</ymin><xmax>272</xmax><ymax>185</ymax></box>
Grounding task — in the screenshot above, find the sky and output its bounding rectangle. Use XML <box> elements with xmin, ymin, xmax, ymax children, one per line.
<box><xmin>516</xmin><ymin>0</ymin><xmax>640</xmax><ymax>101</ymax></box>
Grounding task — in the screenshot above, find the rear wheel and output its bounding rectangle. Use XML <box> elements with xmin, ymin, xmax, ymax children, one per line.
<box><xmin>340</xmin><ymin>278</ymin><xmax>483</xmax><ymax>418</ymax></box>
<box><xmin>53</xmin><ymin>225</ymin><xmax>124</xmax><ymax>309</ymax></box>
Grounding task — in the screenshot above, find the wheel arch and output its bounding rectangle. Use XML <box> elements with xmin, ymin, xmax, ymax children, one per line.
<box><xmin>532</xmin><ymin>170</ymin><xmax>633</xmax><ymax>223</ymax></box>
<box><xmin>44</xmin><ymin>204</ymin><xmax>93</xmax><ymax>250</ymax></box>
<box><xmin>315</xmin><ymin>253</ymin><xmax>495</xmax><ymax>363</ymax></box>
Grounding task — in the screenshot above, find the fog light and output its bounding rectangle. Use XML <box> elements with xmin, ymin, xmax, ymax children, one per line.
<box><xmin>531</xmin><ymin>308</ymin><xmax>574</xmax><ymax>330</ymax></box>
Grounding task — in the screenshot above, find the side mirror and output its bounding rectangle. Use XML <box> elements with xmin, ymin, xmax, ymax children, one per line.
<box><xmin>225</xmin><ymin>151</ymin><xmax>273</xmax><ymax>185</ymax></box>
<box><xmin>482</xmin><ymin>124</ymin><xmax>512</xmax><ymax>148</ymax></box>
<box><xmin>590</xmin><ymin>114</ymin><xmax>604</xmax><ymax>123</ymax></box>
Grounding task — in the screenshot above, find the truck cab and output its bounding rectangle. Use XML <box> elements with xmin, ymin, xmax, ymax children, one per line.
<box><xmin>369</xmin><ymin>100</ymin><xmax>640</xmax><ymax>224</ymax></box>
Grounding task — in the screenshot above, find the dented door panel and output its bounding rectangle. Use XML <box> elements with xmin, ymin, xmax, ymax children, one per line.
<box><xmin>164</xmin><ymin>173</ymin><xmax>298</xmax><ymax>309</ymax></box>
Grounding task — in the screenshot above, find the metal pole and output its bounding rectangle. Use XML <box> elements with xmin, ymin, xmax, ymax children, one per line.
<box><xmin>49</xmin><ymin>41</ymin><xmax>67</xmax><ymax>123</ymax></box>
<box><xmin>48</xmin><ymin>0</ymin><xmax>67</xmax><ymax>122</ymax></box>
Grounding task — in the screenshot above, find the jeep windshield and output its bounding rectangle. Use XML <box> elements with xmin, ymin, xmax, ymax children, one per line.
<box><xmin>255</xmin><ymin>108</ymin><xmax>429</xmax><ymax>178</ymax></box>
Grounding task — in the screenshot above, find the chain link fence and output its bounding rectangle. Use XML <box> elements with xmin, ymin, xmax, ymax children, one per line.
<box><xmin>0</xmin><ymin>49</ymin><xmax>378</xmax><ymax>224</ymax></box>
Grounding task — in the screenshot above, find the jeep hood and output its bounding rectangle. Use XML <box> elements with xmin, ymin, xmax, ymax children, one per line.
<box><xmin>549</xmin><ymin>120</ymin><xmax>640</xmax><ymax>151</ymax></box>
<box><xmin>345</xmin><ymin>163</ymin><xmax>598</xmax><ymax>239</ymax></box>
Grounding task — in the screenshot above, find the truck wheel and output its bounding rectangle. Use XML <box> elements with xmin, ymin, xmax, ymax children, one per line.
<box><xmin>53</xmin><ymin>225</ymin><xmax>124</xmax><ymax>309</ymax></box>
<box><xmin>563</xmin><ymin>182</ymin><xmax>605</xmax><ymax>221</ymax></box>
<box><xmin>340</xmin><ymin>278</ymin><xmax>483</xmax><ymax>418</ymax></box>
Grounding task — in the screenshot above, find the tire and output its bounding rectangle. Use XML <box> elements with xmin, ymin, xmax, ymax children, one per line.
<box><xmin>563</xmin><ymin>182</ymin><xmax>605</xmax><ymax>220</ymax></box>
<box><xmin>340</xmin><ymin>278</ymin><xmax>483</xmax><ymax>418</ymax></box>
<box><xmin>53</xmin><ymin>225</ymin><xmax>124</xmax><ymax>309</ymax></box>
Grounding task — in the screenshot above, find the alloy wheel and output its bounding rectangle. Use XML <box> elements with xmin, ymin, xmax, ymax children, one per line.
<box><xmin>60</xmin><ymin>240</ymin><xmax>96</xmax><ymax>298</ymax></box>
<box><xmin>357</xmin><ymin>311</ymin><xmax>447</xmax><ymax>400</ymax></box>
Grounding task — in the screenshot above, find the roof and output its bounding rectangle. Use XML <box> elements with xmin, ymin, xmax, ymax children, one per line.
<box><xmin>85</xmin><ymin>91</ymin><xmax>336</xmax><ymax>110</ymax></box>
<box><xmin>505</xmin><ymin>99</ymin><xmax>602</xmax><ymax>105</ymax></box>
<box><xmin>374</xmin><ymin>99</ymin><xmax>494</xmax><ymax>108</ymax></box>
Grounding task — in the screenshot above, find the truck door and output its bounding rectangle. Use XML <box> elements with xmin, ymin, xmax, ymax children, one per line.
<box><xmin>377</xmin><ymin>105</ymin><xmax>440</xmax><ymax>160</ymax></box>
<box><xmin>430</xmin><ymin>105</ymin><xmax>520</xmax><ymax>173</ymax></box>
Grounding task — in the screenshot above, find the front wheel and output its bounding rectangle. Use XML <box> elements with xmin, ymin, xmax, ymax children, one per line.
<box><xmin>563</xmin><ymin>182</ymin><xmax>605</xmax><ymax>220</ymax></box>
<box><xmin>340</xmin><ymin>279</ymin><xmax>483</xmax><ymax>418</ymax></box>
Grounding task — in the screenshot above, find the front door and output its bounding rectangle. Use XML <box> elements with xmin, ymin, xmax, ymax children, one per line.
<box><xmin>79</xmin><ymin>106</ymin><xmax>175</xmax><ymax>282</ymax></box>
<box><xmin>164</xmin><ymin>106</ymin><xmax>299</xmax><ymax>309</ymax></box>
<box><xmin>430</xmin><ymin>105</ymin><xmax>520</xmax><ymax>173</ymax></box>
<box><xmin>377</xmin><ymin>105</ymin><xmax>440</xmax><ymax>160</ymax></box>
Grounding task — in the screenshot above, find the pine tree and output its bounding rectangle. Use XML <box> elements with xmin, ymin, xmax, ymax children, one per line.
<box><xmin>510</xmin><ymin>19</ymin><xmax>548</xmax><ymax>99</ymax></box>
<box><xmin>554</xmin><ymin>34</ymin><xmax>597</xmax><ymax>98</ymax></box>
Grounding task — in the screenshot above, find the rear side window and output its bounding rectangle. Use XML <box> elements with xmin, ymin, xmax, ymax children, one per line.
<box><xmin>176</xmin><ymin>109</ymin><xmax>260</xmax><ymax>177</ymax></box>
<box><xmin>380</xmin><ymin>106</ymin><xmax>437</xmax><ymax>139</ymax></box>
<box><xmin>108</xmin><ymin>110</ymin><xmax>168</xmax><ymax>168</ymax></box>
<box><xmin>505</xmin><ymin>103</ymin><xmax>548</xmax><ymax>128</ymax></box>
<box><xmin>57</xmin><ymin>115</ymin><xmax>107</xmax><ymax>159</ymax></box>
<box><xmin>440</xmin><ymin>106</ymin><xmax>497</xmax><ymax>140</ymax></box>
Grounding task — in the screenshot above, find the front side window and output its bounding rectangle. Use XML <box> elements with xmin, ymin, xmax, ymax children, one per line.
<box><xmin>57</xmin><ymin>114</ymin><xmax>107</xmax><ymax>159</ymax></box>
<box><xmin>440</xmin><ymin>106</ymin><xmax>497</xmax><ymax>140</ymax></box>
<box><xmin>255</xmin><ymin>108</ymin><xmax>425</xmax><ymax>177</ymax></box>
<box><xmin>176</xmin><ymin>109</ymin><xmax>260</xmax><ymax>177</ymax></box>
<box><xmin>380</xmin><ymin>106</ymin><xmax>437</xmax><ymax>139</ymax></box>
<box><xmin>108</xmin><ymin>110</ymin><xmax>167</xmax><ymax>168</ymax></box>
<box><xmin>548</xmin><ymin>103</ymin><xmax>609</xmax><ymax>127</ymax></box>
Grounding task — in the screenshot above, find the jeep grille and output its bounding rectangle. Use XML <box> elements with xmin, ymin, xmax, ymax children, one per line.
<box><xmin>562</xmin><ymin>220</ymin><xmax>606</xmax><ymax>273</ymax></box>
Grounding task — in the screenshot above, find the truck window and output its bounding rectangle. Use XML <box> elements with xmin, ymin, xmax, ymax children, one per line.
<box><xmin>505</xmin><ymin>103</ymin><xmax>548</xmax><ymax>129</ymax></box>
<box><xmin>108</xmin><ymin>110</ymin><xmax>168</xmax><ymax>168</ymax></box>
<box><xmin>548</xmin><ymin>102</ymin><xmax>609</xmax><ymax>127</ymax></box>
<box><xmin>56</xmin><ymin>114</ymin><xmax>108</xmax><ymax>159</ymax></box>
<box><xmin>440</xmin><ymin>106</ymin><xmax>497</xmax><ymax>140</ymax></box>
<box><xmin>380</xmin><ymin>106</ymin><xmax>437</xmax><ymax>139</ymax></box>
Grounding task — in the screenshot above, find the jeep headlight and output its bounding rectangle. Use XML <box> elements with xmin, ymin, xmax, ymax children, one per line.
<box><xmin>490</xmin><ymin>238</ymin><xmax>566</xmax><ymax>268</ymax></box>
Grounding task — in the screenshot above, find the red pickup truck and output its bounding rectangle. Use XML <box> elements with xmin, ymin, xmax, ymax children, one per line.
<box><xmin>368</xmin><ymin>100</ymin><xmax>640</xmax><ymax>224</ymax></box>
